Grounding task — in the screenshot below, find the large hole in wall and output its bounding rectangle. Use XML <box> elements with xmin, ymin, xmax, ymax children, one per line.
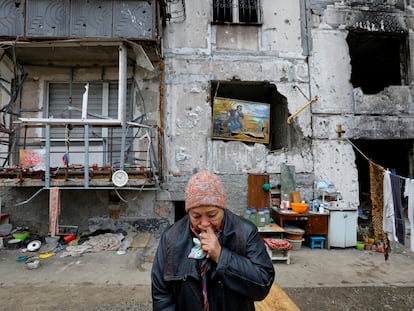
<box><xmin>346</xmin><ymin>30</ymin><xmax>408</xmax><ymax>94</ymax></box>
<box><xmin>210</xmin><ymin>81</ymin><xmax>301</xmax><ymax>151</ymax></box>
<box><xmin>352</xmin><ymin>139</ymin><xmax>412</xmax><ymax>211</ymax></box>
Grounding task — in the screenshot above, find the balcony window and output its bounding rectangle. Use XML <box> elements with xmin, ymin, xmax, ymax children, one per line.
<box><xmin>213</xmin><ymin>0</ymin><xmax>260</xmax><ymax>24</ymax></box>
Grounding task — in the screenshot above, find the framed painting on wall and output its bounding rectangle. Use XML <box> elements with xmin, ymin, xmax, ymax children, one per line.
<box><xmin>212</xmin><ymin>97</ymin><xmax>270</xmax><ymax>144</ymax></box>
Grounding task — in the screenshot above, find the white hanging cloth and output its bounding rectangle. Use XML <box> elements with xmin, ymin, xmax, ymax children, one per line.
<box><xmin>383</xmin><ymin>170</ymin><xmax>398</xmax><ymax>243</ymax></box>
<box><xmin>404</xmin><ymin>178</ymin><xmax>414</xmax><ymax>252</ymax></box>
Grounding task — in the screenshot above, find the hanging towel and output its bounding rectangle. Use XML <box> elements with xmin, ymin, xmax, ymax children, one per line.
<box><xmin>369</xmin><ymin>160</ymin><xmax>390</xmax><ymax>260</ymax></box>
<box><xmin>383</xmin><ymin>170</ymin><xmax>397</xmax><ymax>243</ymax></box>
<box><xmin>390</xmin><ymin>173</ymin><xmax>405</xmax><ymax>245</ymax></box>
<box><xmin>404</xmin><ymin>178</ymin><xmax>414</xmax><ymax>252</ymax></box>
<box><xmin>49</xmin><ymin>187</ymin><xmax>61</xmax><ymax>236</ymax></box>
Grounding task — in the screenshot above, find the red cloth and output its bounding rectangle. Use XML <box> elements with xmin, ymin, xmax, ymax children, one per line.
<box><xmin>263</xmin><ymin>238</ymin><xmax>291</xmax><ymax>250</ymax></box>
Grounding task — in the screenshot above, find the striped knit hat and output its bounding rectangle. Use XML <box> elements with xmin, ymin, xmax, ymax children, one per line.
<box><xmin>185</xmin><ymin>170</ymin><xmax>227</xmax><ymax>212</ymax></box>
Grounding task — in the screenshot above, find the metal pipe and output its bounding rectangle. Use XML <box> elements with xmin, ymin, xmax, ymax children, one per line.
<box><xmin>45</xmin><ymin>124</ymin><xmax>50</xmax><ymax>187</ymax></box>
<box><xmin>118</xmin><ymin>43</ymin><xmax>127</xmax><ymax>168</ymax></box>
<box><xmin>84</xmin><ymin>124</ymin><xmax>89</xmax><ymax>187</ymax></box>
<box><xmin>287</xmin><ymin>96</ymin><xmax>319</xmax><ymax>125</ymax></box>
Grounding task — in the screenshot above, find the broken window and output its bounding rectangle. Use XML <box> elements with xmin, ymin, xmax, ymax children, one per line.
<box><xmin>212</xmin><ymin>0</ymin><xmax>261</xmax><ymax>24</ymax></box>
<box><xmin>210</xmin><ymin>81</ymin><xmax>295</xmax><ymax>151</ymax></box>
<box><xmin>47</xmin><ymin>81</ymin><xmax>131</xmax><ymax>166</ymax></box>
<box><xmin>346</xmin><ymin>30</ymin><xmax>408</xmax><ymax>94</ymax></box>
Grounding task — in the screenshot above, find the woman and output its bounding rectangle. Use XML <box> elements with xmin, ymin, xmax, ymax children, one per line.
<box><xmin>151</xmin><ymin>169</ymin><xmax>275</xmax><ymax>310</ymax></box>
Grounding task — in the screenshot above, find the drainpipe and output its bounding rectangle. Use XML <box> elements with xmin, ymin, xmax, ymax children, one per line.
<box><xmin>158</xmin><ymin>60</ymin><xmax>165</xmax><ymax>183</ymax></box>
<box><xmin>45</xmin><ymin>124</ymin><xmax>50</xmax><ymax>188</ymax></box>
<box><xmin>118</xmin><ymin>43</ymin><xmax>127</xmax><ymax>168</ymax></box>
<box><xmin>300</xmin><ymin>0</ymin><xmax>317</xmax><ymax>193</ymax></box>
<box><xmin>300</xmin><ymin>0</ymin><xmax>313</xmax><ymax>58</ymax></box>
<box><xmin>84</xmin><ymin>124</ymin><xmax>89</xmax><ymax>187</ymax></box>
<box><xmin>299</xmin><ymin>0</ymin><xmax>313</xmax><ymax>98</ymax></box>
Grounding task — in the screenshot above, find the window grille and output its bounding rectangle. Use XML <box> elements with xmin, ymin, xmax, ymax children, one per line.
<box><xmin>213</xmin><ymin>0</ymin><xmax>260</xmax><ymax>24</ymax></box>
<box><xmin>239</xmin><ymin>0</ymin><xmax>258</xmax><ymax>23</ymax></box>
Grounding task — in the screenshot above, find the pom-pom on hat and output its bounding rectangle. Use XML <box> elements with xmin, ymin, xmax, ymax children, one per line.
<box><xmin>185</xmin><ymin>170</ymin><xmax>226</xmax><ymax>212</ymax></box>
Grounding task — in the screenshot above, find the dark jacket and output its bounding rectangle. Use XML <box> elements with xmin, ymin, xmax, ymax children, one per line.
<box><xmin>151</xmin><ymin>210</ymin><xmax>275</xmax><ymax>311</ymax></box>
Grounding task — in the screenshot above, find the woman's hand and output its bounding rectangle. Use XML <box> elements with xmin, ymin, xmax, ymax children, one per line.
<box><xmin>198</xmin><ymin>225</ymin><xmax>222</xmax><ymax>263</ymax></box>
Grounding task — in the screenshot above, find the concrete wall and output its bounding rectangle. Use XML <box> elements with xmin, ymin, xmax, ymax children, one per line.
<box><xmin>159</xmin><ymin>0</ymin><xmax>414</xmax><ymax>218</ymax></box>
<box><xmin>161</xmin><ymin>0</ymin><xmax>339</xmax><ymax>217</ymax></box>
<box><xmin>3</xmin><ymin>0</ymin><xmax>414</xmax><ymax>231</ymax></box>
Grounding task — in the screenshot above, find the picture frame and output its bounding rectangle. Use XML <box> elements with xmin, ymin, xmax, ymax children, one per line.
<box><xmin>212</xmin><ymin>97</ymin><xmax>270</xmax><ymax>144</ymax></box>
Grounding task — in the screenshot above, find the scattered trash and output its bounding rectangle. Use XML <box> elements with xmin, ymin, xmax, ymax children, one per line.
<box><xmin>116</xmin><ymin>234</ymin><xmax>133</xmax><ymax>255</ymax></box>
<box><xmin>16</xmin><ymin>255</ymin><xmax>28</xmax><ymax>262</ymax></box>
<box><xmin>45</xmin><ymin>236</ymin><xmax>59</xmax><ymax>244</ymax></box>
<box><xmin>3</xmin><ymin>222</ymin><xmax>155</xmax><ymax>271</ymax></box>
<box><xmin>27</xmin><ymin>240</ymin><xmax>42</xmax><ymax>252</ymax></box>
<box><xmin>39</xmin><ymin>252</ymin><xmax>55</xmax><ymax>259</ymax></box>
<box><xmin>12</xmin><ymin>231</ymin><xmax>30</xmax><ymax>241</ymax></box>
<box><xmin>7</xmin><ymin>238</ymin><xmax>23</xmax><ymax>249</ymax></box>
<box><xmin>25</xmin><ymin>256</ymin><xmax>41</xmax><ymax>270</ymax></box>
<box><xmin>0</xmin><ymin>223</ymin><xmax>12</xmax><ymax>235</ymax></box>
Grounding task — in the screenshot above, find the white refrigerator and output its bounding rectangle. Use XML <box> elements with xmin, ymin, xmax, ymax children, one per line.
<box><xmin>328</xmin><ymin>207</ymin><xmax>358</xmax><ymax>248</ymax></box>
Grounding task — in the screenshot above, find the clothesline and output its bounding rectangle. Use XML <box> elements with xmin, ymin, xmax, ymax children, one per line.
<box><xmin>344</xmin><ymin>138</ymin><xmax>409</xmax><ymax>181</ymax></box>
<box><xmin>345</xmin><ymin>138</ymin><xmax>413</xmax><ymax>256</ymax></box>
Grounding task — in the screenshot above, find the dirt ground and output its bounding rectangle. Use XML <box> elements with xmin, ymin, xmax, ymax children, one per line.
<box><xmin>285</xmin><ymin>287</ymin><xmax>414</xmax><ymax>311</ymax></box>
<box><xmin>1</xmin><ymin>235</ymin><xmax>413</xmax><ymax>311</ymax></box>
<box><xmin>0</xmin><ymin>284</ymin><xmax>413</xmax><ymax>311</ymax></box>
<box><xmin>1</xmin><ymin>284</ymin><xmax>413</xmax><ymax>311</ymax></box>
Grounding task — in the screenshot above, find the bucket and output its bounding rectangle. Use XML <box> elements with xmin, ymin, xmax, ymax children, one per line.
<box><xmin>356</xmin><ymin>241</ymin><xmax>365</xmax><ymax>250</ymax></box>
<box><xmin>284</xmin><ymin>227</ymin><xmax>305</xmax><ymax>240</ymax></box>
<box><xmin>287</xmin><ymin>238</ymin><xmax>303</xmax><ymax>250</ymax></box>
<box><xmin>63</xmin><ymin>232</ymin><xmax>76</xmax><ymax>244</ymax></box>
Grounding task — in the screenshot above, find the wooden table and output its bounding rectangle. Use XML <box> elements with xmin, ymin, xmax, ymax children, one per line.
<box><xmin>271</xmin><ymin>208</ymin><xmax>330</xmax><ymax>249</ymax></box>
<box><xmin>258</xmin><ymin>223</ymin><xmax>285</xmax><ymax>236</ymax></box>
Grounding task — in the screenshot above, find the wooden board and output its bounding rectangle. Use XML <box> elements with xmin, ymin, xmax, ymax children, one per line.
<box><xmin>255</xmin><ymin>282</ymin><xmax>300</xmax><ymax>311</ymax></box>
<box><xmin>248</xmin><ymin>173</ymin><xmax>271</xmax><ymax>210</ymax></box>
<box><xmin>257</xmin><ymin>223</ymin><xmax>285</xmax><ymax>234</ymax></box>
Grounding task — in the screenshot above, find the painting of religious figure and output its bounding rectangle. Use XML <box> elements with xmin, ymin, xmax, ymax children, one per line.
<box><xmin>212</xmin><ymin>97</ymin><xmax>270</xmax><ymax>144</ymax></box>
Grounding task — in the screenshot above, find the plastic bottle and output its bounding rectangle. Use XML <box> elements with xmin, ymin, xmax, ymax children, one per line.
<box><xmin>257</xmin><ymin>208</ymin><xmax>265</xmax><ymax>227</ymax></box>
<box><xmin>308</xmin><ymin>201</ymin><xmax>313</xmax><ymax>212</ymax></box>
<box><xmin>264</xmin><ymin>206</ymin><xmax>270</xmax><ymax>225</ymax></box>
<box><xmin>313</xmin><ymin>198</ymin><xmax>320</xmax><ymax>212</ymax></box>
<box><xmin>249</xmin><ymin>208</ymin><xmax>257</xmax><ymax>225</ymax></box>
<box><xmin>244</xmin><ymin>207</ymin><xmax>251</xmax><ymax>220</ymax></box>
<box><xmin>281</xmin><ymin>193</ymin><xmax>290</xmax><ymax>209</ymax></box>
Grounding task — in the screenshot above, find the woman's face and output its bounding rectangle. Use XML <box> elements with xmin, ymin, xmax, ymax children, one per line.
<box><xmin>188</xmin><ymin>205</ymin><xmax>224</xmax><ymax>232</ymax></box>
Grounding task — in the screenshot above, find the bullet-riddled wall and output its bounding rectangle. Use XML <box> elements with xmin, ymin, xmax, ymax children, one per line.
<box><xmin>159</xmin><ymin>0</ymin><xmax>414</xmax><ymax>219</ymax></box>
<box><xmin>2</xmin><ymin>0</ymin><xmax>414</xmax><ymax>232</ymax></box>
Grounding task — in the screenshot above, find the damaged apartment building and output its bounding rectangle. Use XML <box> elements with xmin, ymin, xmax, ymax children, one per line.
<box><xmin>0</xmin><ymin>0</ymin><xmax>413</xmax><ymax>232</ymax></box>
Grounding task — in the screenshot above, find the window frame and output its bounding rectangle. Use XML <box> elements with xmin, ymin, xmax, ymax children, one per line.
<box><xmin>212</xmin><ymin>0</ymin><xmax>262</xmax><ymax>25</ymax></box>
<box><xmin>45</xmin><ymin>81</ymin><xmax>132</xmax><ymax>166</ymax></box>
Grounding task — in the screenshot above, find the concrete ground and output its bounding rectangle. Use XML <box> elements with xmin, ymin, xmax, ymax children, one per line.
<box><xmin>1</xmin><ymin>236</ymin><xmax>413</xmax><ymax>288</ymax></box>
<box><xmin>0</xmin><ymin>235</ymin><xmax>413</xmax><ymax>310</ymax></box>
